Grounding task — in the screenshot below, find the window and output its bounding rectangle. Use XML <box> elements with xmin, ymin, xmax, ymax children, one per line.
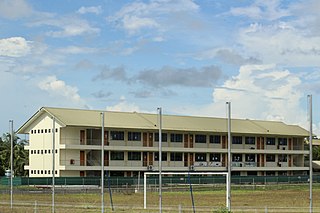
<box><xmin>154</xmin><ymin>152</ymin><xmax>167</xmax><ymax>161</ymax></box>
<box><xmin>170</xmin><ymin>134</ymin><xmax>183</xmax><ymax>142</ymax></box>
<box><xmin>245</xmin><ymin>154</ymin><xmax>255</xmax><ymax>162</ymax></box>
<box><xmin>195</xmin><ymin>153</ymin><xmax>206</xmax><ymax>162</ymax></box>
<box><xmin>44</xmin><ymin>170</ymin><xmax>47</xmax><ymax>174</ymax></box>
<box><xmin>41</xmin><ymin>129</ymin><xmax>43</xmax><ymax>133</ymax></box>
<box><xmin>37</xmin><ymin>170</ymin><xmax>40</xmax><ymax>174</ymax></box>
<box><xmin>48</xmin><ymin>149</ymin><xmax>51</xmax><ymax>154</ymax></box>
<box><xmin>55</xmin><ymin>171</ymin><xmax>57</xmax><ymax>174</ymax></box>
<box><xmin>55</xmin><ymin>128</ymin><xmax>58</xmax><ymax>133</ymax></box>
<box><xmin>232</xmin><ymin>136</ymin><xmax>242</xmax><ymax>144</ymax></box>
<box><xmin>210</xmin><ymin>153</ymin><xmax>220</xmax><ymax>162</ymax></box>
<box><xmin>110</xmin><ymin>131</ymin><xmax>124</xmax><ymax>140</ymax></box>
<box><xmin>41</xmin><ymin>150</ymin><xmax>43</xmax><ymax>154</ymax></box>
<box><xmin>232</xmin><ymin>154</ymin><xmax>242</xmax><ymax>162</ymax></box>
<box><xmin>55</xmin><ymin>149</ymin><xmax>58</xmax><ymax>154</ymax></box>
<box><xmin>45</xmin><ymin>129</ymin><xmax>47</xmax><ymax>133</ymax></box>
<box><xmin>48</xmin><ymin>129</ymin><xmax>51</xmax><ymax>133</ymax></box>
<box><xmin>41</xmin><ymin>170</ymin><xmax>43</xmax><ymax>174</ymax></box>
<box><xmin>37</xmin><ymin>150</ymin><xmax>40</xmax><ymax>154</ymax></box>
<box><xmin>45</xmin><ymin>150</ymin><xmax>47</xmax><ymax>154</ymax></box>
<box><xmin>31</xmin><ymin>150</ymin><xmax>33</xmax><ymax>154</ymax></box>
<box><xmin>266</xmin><ymin>154</ymin><xmax>275</xmax><ymax>162</ymax></box>
<box><xmin>31</xmin><ymin>170</ymin><xmax>33</xmax><ymax>174</ymax></box>
<box><xmin>278</xmin><ymin>138</ymin><xmax>287</xmax><ymax>146</ymax></box>
<box><xmin>278</xmin><ymin>154</ymin><xmax>287</xmax><ymax>162</ymax></box>
<box><xmin>210</xmin><ymin>135</ymin><xmax>220</xmax><ymax>144</ymax></box>
<box><xmin>128</xmin><ymin>152</ymin><xmax>141</xmax><ymax>160</ymax></box>
<box><xmin>128</xmin><ymin>132</ymin><xmax>141</xmax><ymax>141</ymax></box>
<box><xmin>195</xmin><ymin>135</ymin><xmax>206</xmax><ymax>143</ymax></box>
<box><xmin>38</xmin><ymin>130</ymin><xmax>40</xmax><ymax>133</ymax></box>
<box><xmin>48</xmin><ymin>170</ymin><xmax>50</xmax><ymax>174</ymax></box>
<box><xmin>170</xmin><ymin>152</ymin><xmax>183</xmax><ymax>161</ymax></box>
<box><xmin>266</xmin><ymin>137</ymin><xmax>275</xmax><ymax>145</ymax></box>
<box><xmin>31</xmin><ymin>130</ymin><xmax>33</xmax><ymax>134</ymax></box>
<box><xmin>111</xmin><ymin>151</ymin><xmax>124</xmax><ymax>160</ymax></box>
<box><xmin>155</xmin><ymin>133</ymin><xmax>168</xmax><ymax>142</ymax></box>
<box><xmin>245</xmin><ymin>137</ymin><xmax>255</xmax><ymax>145</ymax></box>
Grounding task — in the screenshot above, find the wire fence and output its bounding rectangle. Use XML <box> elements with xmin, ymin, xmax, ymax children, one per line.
<box><xmin>1</xmin><ymin>175</ymin><xmax>320</xmax><ymax>187</ymax></box>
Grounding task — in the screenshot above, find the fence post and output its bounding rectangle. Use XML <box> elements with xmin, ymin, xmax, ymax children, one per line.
<box><xmin>34</xmin><ymin>200</ymin><xmax>37</xmax><ymax>213</ymax></box>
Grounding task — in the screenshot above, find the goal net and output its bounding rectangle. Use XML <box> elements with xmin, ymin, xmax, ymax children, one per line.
<box><xmin>143</xmin><ymin>172</ymin><xmax>229</xmax><ymax>210</ymax></box>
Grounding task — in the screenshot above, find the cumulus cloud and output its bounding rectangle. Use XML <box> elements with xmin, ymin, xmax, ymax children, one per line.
<box><xmin>173</xmin><ymin>64</ymin><xmax>310</xmax><ymax>131</ymax></box>
<box><xmin>0</xmin><ymin>37</ymin><xmax>33</xmax><ymax>57</ymax></box>
<box><xmin>238</xmin><ymin>22</ymin><xmax>320</xmax><ymax>66</ymax></box>
<box><xmin>77</xmin><ymin>6</ymin><xmax>102</xmax><ymax>15</ymax></box>
<box><xmin>38</xmin><ymin>76</ymin><xmax>87</xmax><ymax>107</ymax></box>
<box><xmin>0</xmin><ymin>0</ymin><xmax>33</xmax><ymax>19</ymax></box>
<box><xmin>136</xmin><ymin>65</ymin><xmax>223</xmax><ymax>88</ymax></box>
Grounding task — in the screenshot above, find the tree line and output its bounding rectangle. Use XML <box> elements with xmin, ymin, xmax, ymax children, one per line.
<box><xmin>0</xmin><ymin>133</ymin><xmax>28</xmax><ymax>177</ymax></box>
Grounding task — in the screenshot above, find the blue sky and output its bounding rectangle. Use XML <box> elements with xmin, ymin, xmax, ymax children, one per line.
<box><xmin>0</xmin><ymin>0</ymin><xmax>319</xmax><ymax>135</ymax></box>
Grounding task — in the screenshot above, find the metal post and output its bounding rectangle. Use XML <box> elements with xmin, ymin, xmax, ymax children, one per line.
<box><xmin>52</xmin><ymin>117</ymin><xmax>55</xmax><ymax>213</ymax></box>
<box><xmin>308</xmin><ymin>95</ymin><xmax>313</xmax><ymax>213</ymax></box>
<box><xmin>158</xmin><ymin>107</ymin><xmax>162</xmax><ymax>213</ymax></box>
<box><xmin>144</xmin><ymin>173</ymin><xmax>147</xmax><ymax>209</ymax></box>
<box><xmin>101</xmin><ymin>112</ymin><xmax>105</xmax><ymax>213</ymax></box>
<box><xmin>226</xmin><ymin>102</ymin><xmax>231</xmax><ymax>211</ymax></box>
<box><xmin>9</xmin><ymin>120</ymin><xmax>13</xmax><ymax>209</ymax></box>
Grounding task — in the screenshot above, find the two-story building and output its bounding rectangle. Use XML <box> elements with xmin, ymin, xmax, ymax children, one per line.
<box><xmin>17</xmin><ymin>107</ymin><xmax>309</xmax><ymax>177</ymax></box>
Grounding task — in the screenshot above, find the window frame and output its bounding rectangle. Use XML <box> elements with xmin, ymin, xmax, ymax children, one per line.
<box><xmin>110</xmin><ymin>151</ymin><xmax>124</xmax><ymax>160</ymax></box>
<box><xmin>195</xmin><ymin>134</ymin><xmax>207</xmax><ymax>143</ymax></box>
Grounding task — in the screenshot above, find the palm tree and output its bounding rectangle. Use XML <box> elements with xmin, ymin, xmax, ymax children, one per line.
<box><xmin>0</xmin><ymin>133</ymin><xmax>28</xmax><ymax>177</ymax></box>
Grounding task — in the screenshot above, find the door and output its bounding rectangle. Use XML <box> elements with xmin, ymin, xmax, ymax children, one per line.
<box><xmin>149</xmin><ymin>133</ymin><xmax>153</xmax><ymax>147</ymax></box>
<box><xmin>184</xmin><ymin>134</ymin><xmax>189</xmax><ymax>148</ymax></box>
<box><xmin>80</xmin><ymin>171</ymin><xmax>85</xmax><ymax>177</ymax></box>
<box><xmin>143</xmin><ymin>152</ymin><xmax>148</xmax><ymax>166</ymax></box>
<box><xmin>222</xmin><ymin>136</ymin><xmax>226</xmax><ymax>149</ymax></box>
<box><xmin>184</xmin><ymin>153</ymin><xmax>188</xmax><ymax>167</ymax></box>
<box><xmin>189</xmin><ymin>153</ymin><xmax>194</xmax><ymax>166</ymax></box>
<box><xmin>257</xmin><ymin>137</ymin><xmax>260</xmax><ymax>149</ymax></box>
<box><xmin>143</xmin><ymin>133</ymin><xmax>148</xmax><ymax>147</ymax></box>
<box><xmin>104</xmin><ymin>151</ymin><xmax>109</xmax><ymax>166</ymax></box>
<box><xmin>104</xmin><ymin>131</ymin><xmax>109</xmax><ymax>145</ymax></box>
<box><xmin>80</xmin><ymin>151</ymin><xmax>85</xmax><ymax>166</ymax></box>
<box><xmin>189</xmin><ymin>135</ymin><xmax>193</xmax><ymax>148</ymax></box>
<box><xmin>148</xmin><ymin>152</ymin><xmax>153</xmax><ymax>165</ymax></box>
<box><xmin>80</xmin><ymin>130</ymin><xmax>85</xmax><ymax>145</ymax></box>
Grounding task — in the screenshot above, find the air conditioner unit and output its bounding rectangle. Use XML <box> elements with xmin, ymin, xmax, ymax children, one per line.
<box><xmin>189</xmin><ymin>165</ymin><xmax>194</xmax><ymax>171</ymax></box>
<box><xmin>147</xmin><ymin>165</ymin><xmax>153</xmax><ymax>171</ymax></box>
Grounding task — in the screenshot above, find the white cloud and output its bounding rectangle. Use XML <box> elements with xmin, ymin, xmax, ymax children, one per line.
<box><xmin>38</xmin><ymin>76</ymin><xmax>87</xmax><ymax>107</ymax></box>
<box><xmin>57</xmin><ymin>46</ymin><xmax>98</xmax><ymax>54</ymax></box>
<box><xmin>238</xmin><ymin>22</ymin><xmax>320</xmax><ymax>67</ymax></box>
<box><xmin>0</xmin><ymin>0</ymin><xmax>33</xmax><ymax>19</ymax></box>
<box><xmin>106</xmin><ymin>96</ymin><xmax>140</xmax><ymax>112</ymax></box>
<box><xmin>77</xmin><ymin>6</ymin><xmax>102</xmax><ymax>15</ymax></box>
<box><xmin>173</xmin><ymin>64</ymin><xmax>312</xmax><ymax>132</ymax></box>
<box><xmin>0</xmin><ymin>37</ymin><xmax>32</xmax><ymax>57</ymax></box>
<box><xmin>30</xmin><ymin>16</ymin><xmax>100</xmax><ymax>37</ymax></box>
<box><xmin>107</xmin><ymin>0</ymin><xmax>199</xmax><ymax>35</ymax></box>
<box><xmin>230</xmin><ymin>0</ymin><xmax>290</xmax><ymax>21</ymax></box>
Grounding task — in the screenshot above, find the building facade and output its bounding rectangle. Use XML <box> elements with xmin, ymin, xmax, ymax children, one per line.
<box><xmin>18</xmin><ymin>107</ymin><xmax>309</xmax><ymax>177</ymax></box>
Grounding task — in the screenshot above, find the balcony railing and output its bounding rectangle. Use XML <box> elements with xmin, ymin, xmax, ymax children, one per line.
<box><xmin>231</xmin><ymin>162</ymin><xmax>257</xmax><ymax>167</ymax></box>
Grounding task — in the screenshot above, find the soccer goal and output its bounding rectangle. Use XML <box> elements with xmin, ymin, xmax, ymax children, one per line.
<box><xmin>143</xmin><ymin>172</ymin><xmax>229</xmax><ymax>210</ymax></box>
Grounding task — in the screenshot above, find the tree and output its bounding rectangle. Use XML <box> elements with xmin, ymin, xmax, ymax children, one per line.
<box><xmin>313</xmin><ymin>145</ymin><xmax>320</xmax><ymax>161</ymax></box>
<box><xmin>0</xmin><ymin>133</ymin><xmax>28</xmax><ymax>177</ymax></box>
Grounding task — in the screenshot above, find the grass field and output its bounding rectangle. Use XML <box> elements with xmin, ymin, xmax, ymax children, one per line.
<box><xmin>0</xmin><ymin>184</ymin><xmax>320</xmax><ymax>212</ymax></box>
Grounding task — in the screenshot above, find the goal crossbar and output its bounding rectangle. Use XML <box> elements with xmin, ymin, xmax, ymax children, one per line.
<box><xmin>143</xmin><ymin>172</ymin><xmax>229</xmax><ymax>209</ymax></box>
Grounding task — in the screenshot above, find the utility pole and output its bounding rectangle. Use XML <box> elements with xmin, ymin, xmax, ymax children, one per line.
<box><xmin>226</xmin><ymin>102</ymin><xmax>231</xmax><ymax>211</ymax></box>
<box><xmin>101</xmin><ymin>112</ymin><xmax>105</xmax><ymax>213</ymax></box>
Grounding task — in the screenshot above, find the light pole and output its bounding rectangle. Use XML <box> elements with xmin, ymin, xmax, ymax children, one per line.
<box><xmin>9</xmin><ymin>120</ymin><xmax>13</xmax><ymax>209</ymax></box>
<box><xmin>157</xmin><ymin>107</ymin><xmax>162</xmax><ymax>213</ymax></box>
<box><xmin>101</xmin><ymin>112</ymin><xmax>105</xmax><ymax>213</ymax></box>
<box><xmin>308</xmin><ymin>95</ymin><xmax>313</xmax><ymax>213</ymax></box>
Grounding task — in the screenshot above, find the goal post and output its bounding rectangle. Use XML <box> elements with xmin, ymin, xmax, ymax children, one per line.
<box><xmin>143</xmin><ymin>172</ymin><xmax>229</xmax><ymax>209</ymax></box>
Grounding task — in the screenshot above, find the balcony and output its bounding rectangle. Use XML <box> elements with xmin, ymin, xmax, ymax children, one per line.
<box><xmin>193</xmin><ymin>162</ymin><xmax>222</xmax><ymax>167</ymax></box>
<box><xmin>231</xmin><ymin>162</ymin><xmax>257</xmax><ymax>167</ymax></box>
